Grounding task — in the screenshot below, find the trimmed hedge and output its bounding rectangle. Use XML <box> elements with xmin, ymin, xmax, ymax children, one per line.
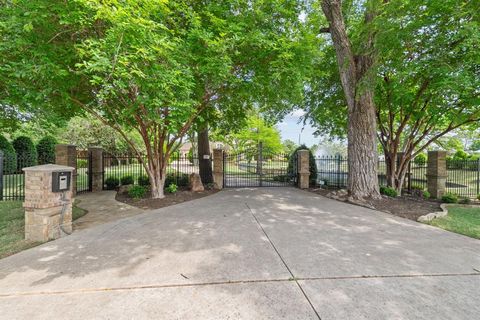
<box><xmin>0</xmin><ymin>135</ymin><xmax>17</xmax><ymax>174</ymax></box>
<box><xmin>37</xmin><ymin>136</ymin><xmax>57</xmax><ymax>165</ymax></box>
<box><xmin>287</xmin><ymin>145</ymin><xmax>317</xmax><ymax>185</ymax></box>
<box><xmin>12</xmin><ymin>136</ymin><xmax>37</xmax><ymax>170</ymax></box>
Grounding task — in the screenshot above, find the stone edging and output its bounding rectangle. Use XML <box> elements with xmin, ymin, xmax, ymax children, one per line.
<box><xmin>417</xmin><ymin>203</ymin><xmax>480</xmax><ymax>222</ymax></box>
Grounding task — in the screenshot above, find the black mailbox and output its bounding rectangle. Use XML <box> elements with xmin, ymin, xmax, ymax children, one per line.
<box><xmin>52</xmin><ymin>171</ymin><xmax>71</xmax><ymax>192</ymax></box>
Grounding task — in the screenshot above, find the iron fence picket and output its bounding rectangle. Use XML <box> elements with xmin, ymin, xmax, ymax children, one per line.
<box><xmin>102</xmin><ymin>152</ymin><xmax>205</xmax><ymax>190</ymax></box>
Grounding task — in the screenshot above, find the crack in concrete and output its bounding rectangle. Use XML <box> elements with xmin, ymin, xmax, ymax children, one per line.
<box><xmin>0</xmin><ymin>272</ymin><xmax>479</xmax><ymax>299</ymax></box>
<box><xmin>245</xmin><ymin>202</ymin><xmax>323</xmax><ymax>320</ymax></box>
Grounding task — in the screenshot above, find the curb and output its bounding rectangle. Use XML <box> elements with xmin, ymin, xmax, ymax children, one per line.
<box><xmin>417</xmin><ymin>203</ymin><xmax>480</xmax><ymax>222</ymax></box>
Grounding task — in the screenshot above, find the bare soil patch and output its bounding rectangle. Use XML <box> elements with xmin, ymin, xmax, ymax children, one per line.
<box><xmin>309</xmin><ymin>188</ymin><xmax>442</xmax><ymax>221</ymax></box>
<box><xmin>116</xmin><ymin>188</ymin><xmax>219</xmax><ymax>210</ymax></box>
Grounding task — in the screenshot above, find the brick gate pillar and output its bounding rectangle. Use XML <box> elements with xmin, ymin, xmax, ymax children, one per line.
<box><xmin>213</xmin><ymin>149</ymin><xmax>224</xmax><ymax>189</ymax></box>
<box><xmin>55</xmin><ymin>144</ymin><xmax>77</xmax><ymax>195</ymax></box>
<box><xmin>426</xmin><ymin>150</ymin><xmax>447</xmax><ymax>199</ymax></box>
<box><xmin>297</xmin><ymin>150</ymin><xmax>310</xmax><ymax>189</ymax></box>
<box><xmin>23</xmin><ymin>164</ymin><xmax>75</xmax><ymax>242</ymax></box>
<box><xmin>88</xmin><ymin>146</ymin><xmax>103</xmax><ymax>192</ymax></box>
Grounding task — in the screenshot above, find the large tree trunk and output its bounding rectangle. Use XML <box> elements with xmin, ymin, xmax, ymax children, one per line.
<box><xmin>347</xmin><ymin>91</ymin><xmax>379</xmax><ymax>198</ymax></box>
<box><xmin>321</xmin><ymin>0</ymin><xmax>380</xmax><ymax>199</ymax></box>
<box><xmin>198</xmin><ymin>126</ymin><xmax>213</xmax><ymax>184</ymax></box>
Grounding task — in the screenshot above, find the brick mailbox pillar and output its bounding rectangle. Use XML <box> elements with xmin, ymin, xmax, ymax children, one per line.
<box><xmin>23</xmin><ymin>164</ymin><xmax>75</xmax><ymax>242</ymax></box>
<box><xmin>297</xmin><ymin>150</ymin><xmax>310</xmax><ymax>189</ymax></box>
<box><xmin>213</xmin><ymin>149</ymin><xmax>224</xmax><ymax>189</ymax></box>
<box><xmin>88</xmin><ymin>146</ymin><xmax>103</xmax><ymax>192</ymax></box>
<box><xmin>56</xmin><ymin>144</ymin><xmax>77</xmax><ymax>195</ymax></box>
<box><xmin>427</xmin><ymin>150</ymin><xmax>447</xmax><ymax>199</ymax></box>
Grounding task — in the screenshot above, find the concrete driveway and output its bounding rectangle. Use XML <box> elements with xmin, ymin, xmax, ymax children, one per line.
<box><xmin>0</xmin><ymin>188</ymin><xmax>478</xmax><ymax>319</ymax></box>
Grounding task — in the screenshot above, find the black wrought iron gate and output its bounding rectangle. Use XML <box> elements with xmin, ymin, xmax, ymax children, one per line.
<box><xmin>76</xmin><ymin>151</ymin><xmax>92</xmax><ymax>194</ymax></box>
<box><xmin>223</xmin><ymin>143</ymin><xmax>296</xmax><ymax>188</ymax></box>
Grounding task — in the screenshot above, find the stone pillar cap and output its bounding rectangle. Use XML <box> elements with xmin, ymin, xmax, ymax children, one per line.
<box><xmin>23</xmin><ymin>164</ymin><xmax>75</xmax><ymax>172</ymax></box>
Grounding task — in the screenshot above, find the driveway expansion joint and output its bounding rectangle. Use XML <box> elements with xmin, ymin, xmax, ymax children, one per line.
<box><xmin>245</xmin><ymin>202</ymin><xmax>322</xmax><ymax>320</ymax></box>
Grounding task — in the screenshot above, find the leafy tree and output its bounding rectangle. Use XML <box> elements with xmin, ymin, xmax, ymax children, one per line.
<box><xmin>12</xmin><ymin>136</ymin><xmax>37</xmax><ymax>169</ymax></box>
<box><xmin>1</xmin><ymin>0</ymin><xmax>315</xmax><ymax>198</ymax></box>
<box><xmin>60</xmin><ymin>116</ymin><xmax>135</xmax><ymax>155</ymax></box>
<box><xmin>0</xmin><ymin>135</ymin><xmax>17</xmax><ymax>174</ymax></box>
<box><xmin>36</xmin><ymin>136</ymin><xmax>57</xmax><ymax>165</ymax></box>
<box><xmin>470</xmin><ymin>140</ymin><xmax>480</xmax><ymax>152</ymax></box>
<box><xmin>215</xmin><ymin>113</ymin><xmax>283</xmax><ymax>155</ymax></box>
<box><xmin>318</xmin><ymin>0</ymin><xmax>383</xmax><ymax>199</ymax></box>
<box><xmin>307</xmin><ymin>0</ymin><xmax>479</xmax><ymax>193</ymax></box>
<box><xmin>282</xmin><ymin>139</ymin><xmax>299</xmax><ymax>155</ymax></box>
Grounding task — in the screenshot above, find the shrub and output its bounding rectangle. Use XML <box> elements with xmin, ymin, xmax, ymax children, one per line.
<box><xmin>423</xmin><ymin>191</ymin><xmax>431</xmax><ymax>199</ymax></box>
<box><xmin>0</xmin><ymin>135</ymin><xmax>17</xmax><ymax>174</ymax></box>
<box><xmin>165</xmin><ymin>173</ymin><xmax>189</xmax><ymax>187</ymax></box>
<box><xmin>380</xmin><ymin>186</ymin><xmax>398</xmax><ymax>197</ymax></box>
<box><xmin>165</xmin><ymin>183</ymin><xmax>178</xmax><ymax>194</ymax></box>
<box><xmin>459</xmin><ymin>197</ymin><xmax>471</xmax><ymax>204</ymax></box>
<box><xmin>105</xmin><ymin>176</ymin><xmax>120</xmax><ymax>190</ymax></box>
<box><xmin>120</xmin><ymin>175</ymin><xmax>134</xmax><ymax>185</ymax></box>
<box><xmin>36</xmin><ymin>136</ymin><xmax>57</xmax><ymax>165</ymax></box>
<box><xmin>477</xmin><ymin>194</ymin><xmax>480</xmax><ymax>201</ymax></box>
<box><xmin>128</xmin><ymin>185</ymin><xmax>147</xmax><ymax>199</ymax></box>
<box><xmin>413</xmin><ymin>153</ymin><xmax>427</xmax><ymax>165</ymax></box>
<box><xmin>12</xmin><ymin>136</ymin><xmax>37</xmax><ymax>169</ymax></box>
<box><xmin>138</xmin><ymin>175</ymin><xmax>150</xmax><ymax>186</ymax></box>
<box><xmin>287</xmin><ymin>145</ymin><xmax>318</xmax><ymax>186</ymax></box>
<box><xmin>441</xmin><ymin>192</ymin><xmax>458</xmax><ymax>204</ymax></box>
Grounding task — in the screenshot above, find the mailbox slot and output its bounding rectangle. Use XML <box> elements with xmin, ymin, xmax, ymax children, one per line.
<box><xmin>52</xmin><ymin>171</ymin><xmax>71</xmax><ymax>192</ymax></box>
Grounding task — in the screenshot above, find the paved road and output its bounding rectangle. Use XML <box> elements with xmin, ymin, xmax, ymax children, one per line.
<box><xmin>0</xmin><ymin>188</ymin><xmax>478</xmax><ymax>319</ymax></box>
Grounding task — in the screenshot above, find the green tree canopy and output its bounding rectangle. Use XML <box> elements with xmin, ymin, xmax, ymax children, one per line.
<box><xmin>1</xmin><ymin>0</ymin><xmax>317</xmax><ymax>198</ymax></box>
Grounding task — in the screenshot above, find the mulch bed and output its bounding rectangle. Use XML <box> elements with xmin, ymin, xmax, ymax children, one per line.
<box><xmin>116</xmin><ymin>188</ymin><xmax>219</xmax><ymax>210</ymax></box>
<box><xmin>309</xmin><ymin>188</ymin><xmax>442</xmax><ymax>221</ymax></box>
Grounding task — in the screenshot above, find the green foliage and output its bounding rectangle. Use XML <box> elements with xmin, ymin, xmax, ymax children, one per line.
<box><xmin>1</xmin><ymin>0</ymin><xmax>318</xmax><ymax>198</ymax></box>
<box><xmin>36</xmin><ymin>136</ymin><xmax>57</xmax><ymax>165</ymax></box>
<box><xmin>287</xmin><ymin>145</ymin><xmax>317</xmax><ymax>185</ymax></box>
<box><xmin>282</xmin><ymin>140</ymin><xmax>299</xmax><ymax>156</ymax></box>
<box><xmin>0</xmin><ymin>135</ymin><xmax>17</xmax><ymax>174</ymax></box>
<box><xmin>187</xmin><ymin>148</ymin><xmax>194</xmax><ymax>164</ymax></box>
<box><xmin>423</xmin><ymin>191</ymin><xmax>431</xmax><ymax>199</ymax></box>
<box><xmin>120</xmin><ymin>175</ymin><xmax>134</xmax><ymax>186</ymax></box>
<box><xmin>104</xmin><ymin>177</ymin><xmax>120</xmax><ymax>190</ymax></box>
<box><xmin>452</xmin><ymin>150</ymin><xmax>469</xmax><ymax>161</ymax></box>
<box><xmin>128</xmin><ymin>185</ymin><xmax>147</xmax><ymax>199</ymax></box>
<box><xmin>138</xmin><ymin>175</ymin><xmax>150</xmax><ymax>187</ymax></box>
<box><xmin>60</xmin><ymin>116</ymin><xmax>135</xmax><ymax>154</ymax></box>
<box><xmin>413</xmin><ymin>154</ymin><xmax>427</xmax><ymax>166</ymax></box>
<box><xmin>442</xmin><ymin>192</ymin><xmax>459</xmax><ymax>204</ymax></box>
<box><xmin>12</xmin><ymin>136</ymin><xmax>37</xmax><ymax>169</ymax></box>
<box><xmin>76</xmin><ymin>159</ymin><xmax>88</xmax><ymax>168</ymax></box>
<box><xmin>380</xmin><ymin>186</ymin><xmax>398</xmax><ymax>198</ymax></box>
<box><xmin>459</xmin><ymin>197</ymin><xmax>471</xmax><ymax>205</ymax></box>
<box><xmin>477</xmin><ymin>194</ymin><xmax>480</xmax><ymax>201</ymax></box>
<box><xmin>165</xmin><ymin>184</ymin><xmax>178</xmax><ymax>194</ymax></box>
<box><xmin>165</xmin><ymin>173</ymin><xmax>189</xmax><ymax>188</ymax></box>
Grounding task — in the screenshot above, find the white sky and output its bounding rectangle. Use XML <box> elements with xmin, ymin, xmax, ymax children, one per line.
<box><xmin>276</xmin><ymin>110</ymin><xmax>318</xmax><ymax>147</ymax></box>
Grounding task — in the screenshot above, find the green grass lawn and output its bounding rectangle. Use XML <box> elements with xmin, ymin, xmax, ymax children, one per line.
<box><xmin>427</xmin><ymin>206</ymin><xmax>480</xmax><ymax>239</ymax></box>
<box><xmin>0</xmin><ymin>200</ymin><xmax>87</xmax><ymax>259</ymax></box>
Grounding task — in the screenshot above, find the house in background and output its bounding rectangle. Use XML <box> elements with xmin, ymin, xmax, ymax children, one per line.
<box><xmin>177</xmin><ymin>142</ymin><xmax>229</xmax><ymax>157</ymax></box>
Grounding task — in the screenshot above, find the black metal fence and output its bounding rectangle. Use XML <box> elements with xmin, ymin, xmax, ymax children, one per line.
<box><xmin>0</xmin><ymin>152</ymin><xmax>39</xmax><ymax>201</ymax></box>
<box><xmin>102</xmin><ymin>152</ymin><xmax>206</xmax><ymax>189</ymax></box>
<box><xmin>446</xmin><ymin>159</ymin><xmax>480</xmax><ymax>198</ymax></box>
<box><xmin>76</xmin><ymin>151</ymin><xmax>92</xmax><ymax>194</ymax></box>
<box><xmin>314</xmin><ymin>156</ymin><xmax>480</xmax><ymax>198</ymax></box>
